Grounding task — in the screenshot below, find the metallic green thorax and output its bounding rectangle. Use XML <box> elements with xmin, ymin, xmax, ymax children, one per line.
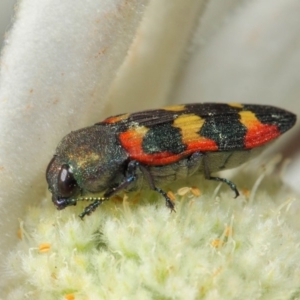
<box><xmin>46</xmin><ymin>124</ymin><xmax>128</xmax><ymax>199</ymax></box>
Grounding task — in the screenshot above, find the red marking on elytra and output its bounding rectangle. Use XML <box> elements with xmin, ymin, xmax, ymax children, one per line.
<box><xmin>119</xmin><ymin>129</ymin><xmax>218</xmax><ymax>165</ymax></box>
<box><xmin>119</xmin><ymin>130</ymin><xmax>183</xmax><ymax>165</ymax></box>
<box><xmin>186</xmin><ymin>139</ymin><xmax>218</xmax><ymax>152</ymax></box>
<box><xmin>244</xmin><ymin>123</ymin><xmax>280</xmax><ymax>149</ymax></box>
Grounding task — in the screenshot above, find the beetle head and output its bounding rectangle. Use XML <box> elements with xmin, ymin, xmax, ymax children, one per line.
<box><xmin>46</xmin><ymin>125</ymin><xmax>128</xmax><ymax>211</ymax></box>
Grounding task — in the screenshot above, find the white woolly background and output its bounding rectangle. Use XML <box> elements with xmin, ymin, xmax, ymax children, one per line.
<box><xmin>0</xmin><ymin>0</ymin><xmax>300</xmax><ymax>299</ymax></box>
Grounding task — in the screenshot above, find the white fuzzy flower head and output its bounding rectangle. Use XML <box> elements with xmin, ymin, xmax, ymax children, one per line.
<box><xmin>3</xmin><ymin>157</ymin><xmax>300</xmax><ymax>299</ymax></box>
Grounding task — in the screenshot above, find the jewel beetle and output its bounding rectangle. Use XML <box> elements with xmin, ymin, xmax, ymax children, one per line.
<box><xmin>46</xmin><ymin>103</ymin><xmax>296</xmax><ymax>218</ymax></box>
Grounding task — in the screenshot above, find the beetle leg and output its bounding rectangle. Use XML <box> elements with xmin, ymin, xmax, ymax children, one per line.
<box><xmin>139</xmin><ymin>165</ymin><xmax>175</xmax><ymax>212</ymax></box>
<box><xmin>79</xmin><ymin>161</ymin><xmax>140</xmax><ymax>218</ymax></box>
<box><xmin>104</xmin><ymin>160</ymin><xmax>175</xmax><ymax>211</ymax></box>
<box><xmin>202</xmin><ymin>153</ymin><xmax>240</xmax><ymax>198</ymax></box>
<box><xmin>80</xmin><ymin>160</ymin><xmax>175</xmax><ymax>216</ymax></box>
<box><xmin>104</xmin><ymin>160</ymin><xmax>139</xmax><ymax>198</ymax></box>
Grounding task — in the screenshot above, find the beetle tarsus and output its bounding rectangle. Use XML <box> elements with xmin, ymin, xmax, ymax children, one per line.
<box><xmin>154</xmin><ymin>187</ymin><xmax>176</xmax><ymax>212</ymax></box>
<box><xmin>202</xmin><ymin>153</ymin><xmax>240</xmax><ymax>197</ymax></box>
<box><xmin>208</xmin><ymin>176</ymin><xmax>239</xmax><ymax>198</ymax></box>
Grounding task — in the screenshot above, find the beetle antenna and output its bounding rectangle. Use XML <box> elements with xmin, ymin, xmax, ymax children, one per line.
<box><xmin>71</xmin><ymin>197</ymin><xmax>109</xmax><ymax>219</ymax></box>
<box><xmin>75</xmin><ymin>196</ymin><xmax>108</xmax><ymax>203</ymax></box>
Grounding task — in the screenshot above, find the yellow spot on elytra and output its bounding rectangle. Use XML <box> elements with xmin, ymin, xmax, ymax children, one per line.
<box><xmin>173</xmin><ymin>114</ymin><xmax>205</xmax><ymax>144</ymax></box>
<box><xmin>239</xmin><ymin>111</ymin><xmax>260</xmax><ymax>128</ymax></box>
<box><xmin>132</xmin><ymin>125</ymin><xmax>149</xmax><ymax>135</ymax></box>
<box><xmin>163</xmin><ymin>105</ymin><xmax>185</xmax><ymax>112</ymax></box>
<box><xmin>39</xmin><ymin>243</ymin><xmax>51</xmax><ymax>253</ymax></box>
<box><xmin>228</xmin><ymin>103</ymin><xmax>243</xmax><ymax>108</ymax></box>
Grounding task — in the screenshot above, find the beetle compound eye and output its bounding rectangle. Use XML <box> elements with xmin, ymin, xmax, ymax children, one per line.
<box><xmin>57</xmin><ymin>164</ymin><xmax>79</xmax><ymax>198</ymax></box>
